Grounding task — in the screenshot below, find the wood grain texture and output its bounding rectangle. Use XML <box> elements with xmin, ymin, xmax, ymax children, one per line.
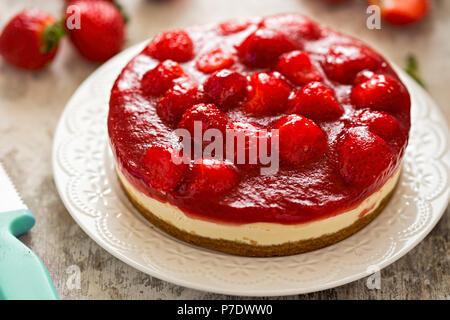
<box><xmin>0</xmin><ymin>0</ymin><xmax>448</xmax><ymax>299</ymax></box>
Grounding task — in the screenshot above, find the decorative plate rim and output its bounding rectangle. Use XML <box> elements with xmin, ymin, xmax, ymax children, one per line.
<box><xmin>52</xmin><ymin>41</ymin><xmax>450</xmax><ymax>296</ymax></box>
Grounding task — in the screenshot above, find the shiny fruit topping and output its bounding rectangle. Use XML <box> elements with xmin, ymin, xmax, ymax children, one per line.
<box><xmin>237</xmin><ymin>28</ymin><xmax>296</xmax><ymax>68</ymax></box>
<box><xmin>288</xmin><ymin>82</ymin><xmax>343</xmax><ymax>121</ymax></box>
<box><xmin>145</xmin><ymin>30</ymin><xmax>194</xmax><ymax>62</ymax></box>
<box><xmin>259</xmin><ymin>13</ymin><xmax>321</xmax><ymax>42</ymax></box>
<box><xmin>243</xmin><ymin>72</ymin><xmax>292</xmax><ymax>115</ymax></box>
<box><xmin>178</xmin><ymin>103</ymin><xmax>228</xmax><ymax>138</ymax></box>
<box><xmin>186</xmin><ymin>158</ymin><xmax>239</xmax><ymax>196</ymax></box>
<box><xmin>274</xmin><ymin>114</ymin><xmax>327</xmax><ymax>165</ymax></box>
<box><xmin>142</xmin><ymin>144</ymin><xmax>185</xmax><ymax>192</ymax></box>
<box><xmin>351</xmin><ymin>74</ymin><xmax>410</xmax><ymax>114</ymax></box>
<box><xmin>338</xmin><ymin>128</ymin><xmax>394</xmax><ymax>187</ymax></box>
<box><xmin>141</xmin><ymin>60</ymin><xmax>186</xmax><ymax>96</ymax></box>
<box><xmin>322</xmin><ymin>44</ymin><xmax>382</xmax><ymax>84</ymax></box>
<box><xmin>156</xmin><ymin>80</ymin><xmax>203</xmax><ymax>125</ymax></box>
<box><xmin>196</xmin><ymin>48</ymin><xmax>234</xmax><ymax>73</ymax></box>
<box><xmin>355</xmin><ymin>109</ymin><xmax>401</xmax><ymax>142</ymax></box>
<box><xmin>203</xmin><ymin>69</ymin><xmax>248</xmax><ymax>109</ymax></box>
<box><xmin>218</xmin><ymin>19</ymin><xmax>251</xmax><ymax>35</ymax></box>
<box><xmin>275</xmin><ymin>50</ymin><xmax>322</xmax><ymax>85</ymax></box>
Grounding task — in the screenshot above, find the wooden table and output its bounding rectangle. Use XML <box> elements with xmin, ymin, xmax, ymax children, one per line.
<box><xmin>0</xmin><ymin>0</ymin><xmax>448</xmax><ymax>299</ymax></box>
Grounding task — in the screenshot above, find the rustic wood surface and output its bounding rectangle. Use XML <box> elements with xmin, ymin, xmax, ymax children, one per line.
<box><xmin>0</xmin><ymin>0</ymin><xmax>448</xmax><ymax>299</ymax></box>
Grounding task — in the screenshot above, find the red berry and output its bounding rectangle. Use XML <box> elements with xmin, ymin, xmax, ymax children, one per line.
<box><xmin>218</xmin><ymin>19</ymin><xmax>251</xmax><ymax>35</ymax></box>
<box><xmin>354</xmin><ymin>70</ymin><xmax>375</xmax><ymax>85</ymax></box>
<box><xmin>237</xmin><ymin>28</ymin><xmax>296</xmax><ymax>68</ymax></box>
<box><xmin>142</xmin><ymin>144</ymin><xmax>185</xmax><ymax>192</ymax></box>
<box><xmin>65</xmin><ymin>0</ymin><xmax>125</xmax><ymax>62</ymax></box>
<box><xmin>351</xmin><ymin>74</ymin><xmax>410</xmax><ymax>114</ymax></box>
<box><xmin>141</xmin><ymin>60</ymin><xmax>186</xmax><ymax>96</ymax></box>
<box><xmin>186</xmin><ymin>158</ymin><xmax>239</xmax><ymax>196</ymax></box>
<box><xmin>275</xmin><ymin>50</ymin><xmax>322</xmax><ymax>85</ymax></box>
<box><xmin>243</xmin><ymin>73</ymin><xmax>292</xmax><ymax>115</ymax></box>
<box><xmin>274</xmin><ymin>114</ymin><xmax>327</xmax><ymax>165</ymax></box>
<box><xmin>368</xmin><ymin>0</ymin><xmax>429</xmax><ymax>26</ymax></box>
<box><xmin>338</xmin><ymin>128</ymin><xmax>394</xmax><ymax>187</ymax></box>
<box><xmin>196</xmin><ymin>48</ymin><xmax>234</xmax><ymax>73</ymax></box>
<box><xmin>288</xmin><ymin>82</ymin><xmax>343</xmax><ymax>122</ymax></box>
<box><xmin>144</xmin><ymin>30</ymin><xmax>194</xmax><ymax>62</ymax></box>
<box><xmin>322</xmin><ymin>44</ymin><xmax>382</xmax><ymax>84</ymax></box>
<box><xmin>0</xmin><ymin>9</ymin><xmax>60</xmax><ymax>70</ymax></box>
<box><xmin>355</xmin><ymin>109</ymin><xmax>401</xmax><ymax>142</ymax></box>
<box><xmin>226</xmin><ymin>121</ymin><xmax>270</xmax><ymax>165</ymax></box>
<box><xmin>156</xmin><ymin>80</ymin><xmax>203</xmax><ymax>125</ymax></box>
<box><xmin>178</xmin><ymin>103</ymin><xmax>228</xmax><ymax>139</ymax></box>
<box><xmin>203</xmin><ymin>69</ymin><xmax>248</xmax><ymax>109</ymax></box>
<box><xmin>259</xmin><ymin>14</ymin><xmax>321</xmax><ymax>43</ymax></box>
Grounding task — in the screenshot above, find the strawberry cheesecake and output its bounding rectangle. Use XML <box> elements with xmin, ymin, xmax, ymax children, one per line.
<box><xmin>108</xmin><ymin>14</ymin><xmax>410</xmax><ymax>257</ymax></box>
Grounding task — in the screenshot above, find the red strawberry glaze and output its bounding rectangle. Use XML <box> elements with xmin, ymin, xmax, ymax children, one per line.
<box><xmin>108</xmin><ymin>14</ymin><xmax>410</xmax><ymax>225</ymax></box>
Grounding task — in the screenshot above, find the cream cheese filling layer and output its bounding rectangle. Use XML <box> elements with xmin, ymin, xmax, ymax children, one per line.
<box><xmin>118</xmin><ymin>168</ymin><xmax>400</xmax><ymax>246</ymax></box>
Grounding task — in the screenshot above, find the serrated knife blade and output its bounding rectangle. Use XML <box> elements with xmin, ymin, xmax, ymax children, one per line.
<box><xmin>0</xmin><ymin>163</ymin><xmax>27</xmax><ymax>213</ymax></box>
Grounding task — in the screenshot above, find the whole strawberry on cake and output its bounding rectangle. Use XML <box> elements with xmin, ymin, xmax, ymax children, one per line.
<box><xmin>108</xmin><ymin>14</ymin><xmax>410</xmax><ymax>257</ymax></box>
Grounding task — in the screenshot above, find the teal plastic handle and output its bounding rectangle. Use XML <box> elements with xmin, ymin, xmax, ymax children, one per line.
<box><xmin>0</xmin><ymin>209</ymin><xmax>59</xmax><ymax>300</ymax></box>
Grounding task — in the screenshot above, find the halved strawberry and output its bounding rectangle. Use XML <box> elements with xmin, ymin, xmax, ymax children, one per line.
<box><xmin>355</xmin><ymin>109</ymin><xmax>400</xmax><ymax>142</ymax></box>
<box><xmin>203</xmin><ymin>69</ymin><xmax>248</xmax><ymax>109</ymax></box>
<box><xmin>178</xmin><ymin>103</ymin><xmax>228</xmax><ymax>140</ymax></box>
<box><xmin>196</xmin><ymin>48</ymin><xmax>234</xmax><ymax>73</ymax></box>
<box><xmin>218</xmin><ymin>19</ymin><xmax>252</xmax><ymax>35</ymax></box>
<box><xmin>237</xmin><ymin>28</ymin><xmax>296</xmax><ymax>68</ymax></box>
<box><xmin>226</xmin><ymin>121</ymin><xmax>270</xmax><ymax>165</ymax></box>
<box><xmin>351</xmin><ymin>74</ymin><xmax>410</xmax><ymax>114</ymax></box>
<box><xmin>142</xmin><ymin>144</ymin><xmax>185</xmax><ymax>192</ymax></box>
<box><xmin>186</xmin><ymin>158</ymin><xmax>239</xmax><ymax>196</ymax></box>
<box><xmin>274</xmin><ymin>114</ymin><xmax>327</xmax><ymax>165</ymax></box>
<box><xmin>275</xmin><ymin>50</ymin><xmax>322</xmax><ymax>85</ymax></box>
<box><xmin>288</xmin><ymin>82</ymin><xmax>343</xmax><ymax>121</ymax></box>
<box><xmin>259</xmin><ymin>13</ymin><xmax>321</xmax><ymax>43</ymax></box>
<box><xmin>338</xmin><ymin>128</ymin><xmax>394</xmax><ymax>187</ymax></box>
<box><xmin>156</xmin><ymin>79</ymin><xmax>203</xmax><ymax>125</ymax></box>
<box><xmin>368</xmin><ymin>0</ymin><xmax>429</xmax><ymax>26</ymax></box>
<box><xmin>141</xmin><ymin>59</ymin><xmax>186</xmax><ymax>96</ymax></box>
<box><xmin>322</xmin><ymin>44</ymin><xmax>382</xmax><ymax>84</ymax></box>
<box><xmin>144</xmin><ymin>30</ymin><xmax>194</xmax><ymax>62</ymax></box>
<box><xmin>243</xmin><ymin>72</ymin><xmax>292</xmax><ymax>115</ymax></box>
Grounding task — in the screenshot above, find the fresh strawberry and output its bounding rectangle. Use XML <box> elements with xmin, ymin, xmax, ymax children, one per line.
<box><xmin>186</xmin><ymin>158</ymin><xmax>239</xmax><ymax>196</ymax></box>
<box><xmin>226</xmin><ymin>121</ymin><xmax>270</xmax><ymax>165</ymax></box>
<box><xmin>368</xmin><ymin>0</ymin><xmax>429</xmax><ymax>25</ymax></box>
<box><xmin>351</xmin><ymin>74</ymin><xmax>410</xmax><ymax>114</ymax></box>
<box><xmin>141</xmin><ymin>60</ymin><xmax>186</xmax><ymax>96</ymax></box>
<box><xmin>288</xmin><ymin>82</ymin><xmax>343</xmax><ymax>122</ymax></box>
<box><xmin>275</xmin><ymin>50</ymin><xmax>322</xmax><ymax>85</ymax></box>
<box><xmin>274</xmin><ymin>114</ymin><xmax>327</xmax><ymax>165</ymax></box>
<box><xmin>237</xmin><ymin>28</ymin><xmax>296</xmax><ymax>68</ymax></box>
<box><xmin>156</xmin><ymin>79</ymin><xmax>203</xmax><ymax>125</ymax></box>
<box><xmin>218</xmin><ymin>19</ymin><xmax>251</xmax><ymax>35</ymax></box>
<box><xmin>196</xmin><ymin>48</ymin><xmax>234</xmax><ymax>73</ymax></box>
<box><xmin>203</xmin><ymin>69</ymin><xmax>248</xmax><ymax>109</ymax></box>
<box><xmin>322</xmin><ymin>44</ymin><xmax>382</xmax><ymax>84</ymax></box>
<box><xmin>65</xmin><ymin>0</ymin><xmax>125</xmax><ymax>62</ymax></box>
<box><xmin>259</xmin><ymin>14</ymin><xmax>321</xmax><ymax>43</ymax></box>
<box><xmin>337</xmin><ymin>128</ymin><xmax>394</xmax><ymax>187</ymax></box>
<box><xmin>355</xmin><ymin>109</ymin><xmax>400</xmax><ymax>142</ymax></box>
<box><xmin>178</xmin><ymin>103</ymin><xmax>228</xmax><ymax>139</ymax></box>
<box><xmin>354</xmin><ymin>70</ymin><xmax>375</xmax><ymax>85</ymax></box>
<box><xmin>243</xmin><ymin>72</ymin><xmax>292</xmax><ymax>115</ymax></box>
<box><xmin>0</xmin><ymin>9</ymin><xmax>62</xmax><ymax>70</ymax></box>
<box><xmin>144</xmin><ymin>29</ymin><xmax>194</xmax><ymax>62</ymax></box>
<box><xmin>142</xmin><ymin>144</ymin><xmax>185</xmax><ymax>192</ymax></box>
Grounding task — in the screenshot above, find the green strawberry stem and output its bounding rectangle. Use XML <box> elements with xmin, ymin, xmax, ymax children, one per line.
<box><xmin>114</xmin><ymin>1</ymin><xmax>130</xmax><ymax>24</ymax></box>
<box><xmin>42</xmin><ymin>19</ymin><xmax>66</xmax><ymax>54</ymax></box>
<box><xmin>405</xmin><ymin>54</ymin><xmax>425</xmax><ymax>88</ymax></box>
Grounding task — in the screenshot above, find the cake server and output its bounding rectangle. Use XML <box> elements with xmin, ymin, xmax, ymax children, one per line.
<box><xmin>0</xmin><ymin>163</ymin><xmax>58</xmax><ymax>300</ymax></box>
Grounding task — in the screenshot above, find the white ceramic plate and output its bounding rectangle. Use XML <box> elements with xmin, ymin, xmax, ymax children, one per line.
<box><xmin>52</xmin><ymin>42</ymin><xmax>450</xmax><ymax>296</ymax></box>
